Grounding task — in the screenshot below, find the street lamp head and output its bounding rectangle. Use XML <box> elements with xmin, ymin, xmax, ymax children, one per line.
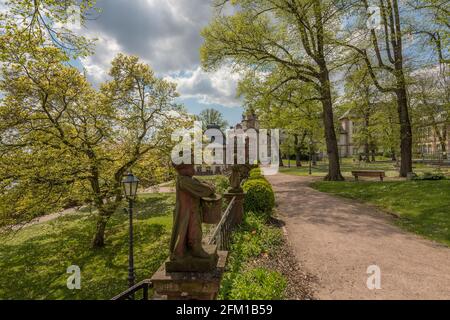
<box><xmin>122</xmin><ymin>172</ymin><xmax>140</xmax><ymax>200</ymax></box>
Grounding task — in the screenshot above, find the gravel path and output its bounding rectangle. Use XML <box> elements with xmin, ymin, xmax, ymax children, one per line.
<box><xmin>266</xmin><ymin>173</ymin><xmax>450</xmax><ymax>300</ymax></box>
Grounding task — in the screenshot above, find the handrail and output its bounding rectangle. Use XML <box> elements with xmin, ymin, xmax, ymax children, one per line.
<box><xmin>111</xmin><ymin>279</ymin><xmax>153</xmax><ymax>300</ymax></box>
<box><xmin>112</xmin><ymin>195</ymin><xmax>239</xmax><ymax>300</ymax></box>
<box><xmin>207</xmin><ymin>196</ymin><xmax>236</xmax><ymax>249</ymax></box>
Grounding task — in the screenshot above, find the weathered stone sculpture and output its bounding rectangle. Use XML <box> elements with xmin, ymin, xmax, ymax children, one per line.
<box><xmin>166</xmin><ymin>163</ymin><xmax>219</xmax><ymax>272</ymax></box>
<box><xmin>228</xmin><ymin>164</ymin><xmax>244</xmax><ymax>193</ymax></box>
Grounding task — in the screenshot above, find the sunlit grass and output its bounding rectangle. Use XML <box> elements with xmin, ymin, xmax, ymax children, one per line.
<box><xmin>281</xmin><ymin>158</ymin><xmax>450</xmax><ymax>178</ymax></box>
<box><xmin>0</xmin><ymin>193</ymin><xmax>175</xmax><ymax>300</ymax></box>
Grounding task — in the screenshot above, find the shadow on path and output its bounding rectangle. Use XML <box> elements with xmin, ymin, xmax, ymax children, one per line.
<box><xmin>267</xmin><ymin>174</ymin><xmax>450</xmax><ymax>300</ymax></box>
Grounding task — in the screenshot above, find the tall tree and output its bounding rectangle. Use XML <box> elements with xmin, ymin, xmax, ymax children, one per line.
<box><xmin>340</xmin><ymin>0</ymin><xmax>415</xmax><ymax>176</ymax></box>
<box><xmin>0</xmin><ymin>0</ymin><xmax>96</xmax><ymax>58</ymax></box>
<box><xmin>0</xmin><ymin>51</ymin><xmax>184</xmax><ymax>247</ymax></box>
<box><xmin>197</xmin><ymin>108</ymin><xmax>229</xmax><ymax>131</ymax></box>
<box><xmin>201</xmin><ymin>0</ymin><xmax>345</xmax><ymax>180</ymax></box>
<box><xmin>238</xmin><ymin>68</ymin><xmax>323</xmax><ymax>167</ymax></box>
<box><xmin>343</xmin><ymin>64</ymin><xmax>380</xmax><ymax>162</ymax></box>
<box><xmin>410</xmin><ymin>69</ymin><xmax>450</xmax><ymax>159</ymax></box>
<box><xmin>407</xmin><ymin>0</ymin><xmax>449</xmax><ymax>66</ymax></box>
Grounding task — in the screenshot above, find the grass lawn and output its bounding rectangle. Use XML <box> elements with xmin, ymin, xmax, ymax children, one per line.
<box><xmin>311</xmin><ymin>180</ymin><xmax>450</xmax><ymax>246</ymax></box>
<box><xmin>281</xmin><ymin>158</ymin><xmax>450</xmax><ymax>178</ymax></box>
<box><xmin>0</xmin><ymin>193</ymin><xmax>175</xmax><ymax>300</ymax></box>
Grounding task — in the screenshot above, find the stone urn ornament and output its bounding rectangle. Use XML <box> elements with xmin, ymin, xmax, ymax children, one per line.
<box><xmin>228</xmin><ymin>164</ymin><xmax>244</xmax><ymax>193</ymax></box>
<box><xmin>201</xmin><ymin>194</ymin><xmax>223</xmax><ymax>224</ymax></box>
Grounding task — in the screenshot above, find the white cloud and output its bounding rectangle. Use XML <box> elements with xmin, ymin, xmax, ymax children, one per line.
<box><xmin>74</xmin><ymin>0</ymin><xmax>243</xmax><ymax>109</ymax></box>
<box><xmin>80</xmin><ymin>34</ymin><xmax>122</xmax><ymax>85</ymax></box>
<box><xmin>167</xmin><ymin>66</ymin><xmax>243</xmax><ymax>107</ymax></box>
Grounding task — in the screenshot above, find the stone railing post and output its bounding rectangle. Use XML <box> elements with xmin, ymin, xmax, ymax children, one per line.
<box><xmin>224</xmin><ymin>192</ymin><xmax>245</xmax><ymax>226</ymax></box>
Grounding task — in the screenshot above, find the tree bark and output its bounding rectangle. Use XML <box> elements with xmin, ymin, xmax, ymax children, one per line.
<box><xmin>313</xmin><ymin>0</ymin><xmax>344</xmax><ymax>181</ymax></box>
<box><xmin>392</xmin><ymin>0</ymin><xmax>413</xmax><ymax>177</ymax></box>
<box><xmin>294</xmin><ymin>134</ymin><xmax>303</xmax><ymax>167</ymax></box>
<box><xmin>441</xmin><ymin>143</ymin><xmax>447</xmax><ymax>160</ymax></box>
<box><xmin>441</xmin><ymin>132</ymin><xmax>448</xmax><ymax>160</ymax></box>
<box><xmin>92</xmin><ymin>215</ymin><xmax>109</xmax><ymax>248</ymax></box>
<box><xmin>363</xmin><ymin>114</ymin><xmax>371</xmax><ymax>162</ymax></box>
<box><xmin>364</xmin><ymin>143</ymin><xmax>370</xmax><ymax>162</ymax></box>
<box><xmin>396</xmin><ymin>87</ymin><xmax>413</xmax><ymax>176</ymax></box>
<box><xmin>435</xmin><ymin>125</ymin><xmax>448</xmax><ymax>160</ymax></box>
<box><xmin>391</xmin><ymin>149</ymin><xmax>397</xmax><ymax>162</ymax></box>
<box><xmin>320</xmin><ymin>70</ymin><xmax>344</xmax><ymax>181</ymax></box>
<box><xmin>295</xmin><ymin>151</ymin><xmax>302</xmax><ymax>167</ymax></box>
<box><xmin>279</xmin><ymin>148</ymin><xmax>284</xmax><ymax>167</ymax></box>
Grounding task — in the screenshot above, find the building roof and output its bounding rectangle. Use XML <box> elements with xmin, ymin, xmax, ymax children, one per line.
<box><xmin>206</xmin><ymin>123</ymin><xmax>221</xmax><ymax>130</ymax></box>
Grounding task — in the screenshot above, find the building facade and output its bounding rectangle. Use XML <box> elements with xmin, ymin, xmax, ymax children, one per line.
<box><xmin>416</xmin><ymin>122</ymin><xmax>450</xmax><ymax>157</ymax></box>
<box><xmin>338</xmin><ymin>111</ymin><xmax>450</xmax><ymax>159</ymax></box>
<box><xmin>195</xmin><ymin>112</ymin><xmax>260</xmax><ymax>175</ymax></box>
<box><xmin>338</xmin><ymin>110</ymin><xmax>356</xmax><ymax>157</ymax></box>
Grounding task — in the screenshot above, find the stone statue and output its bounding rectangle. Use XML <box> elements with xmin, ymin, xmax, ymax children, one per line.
<box><xmin>228</xmin><ymin>164</ymin><xmax>243</xmax><ymax>193</ymax></box>
<box><xmin>167</xmin><ymin>163</ymin><xmax>219</xmax><ymax>272</ymax></box>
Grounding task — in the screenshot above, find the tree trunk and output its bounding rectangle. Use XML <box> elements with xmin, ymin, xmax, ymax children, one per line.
<box><xmin>294</xmin><ymin>134</ymin><xmax>302</xmax><ymax>167</ymax></box>
<box><xmin>313</xmin><ymin>1</ymin><xmax>343</xmax><ymax>181</ymax></box>
<box><xmin>364</xmin><ymin>143</ymin><xmax>371</xmax><ymax>162</ymax></box>
<box><xmin>441</xmin><ymin>141</ymin><xmax>447</xmax><ymax>160</ymax></box>
<box><xmin>391</xmin><ymin>149</ymin><xmax>397</xmax><ymax>162</ymax></box>
<box><xmin>396</xmin><ymin>87</ymin><xmax>413</xmax><ymax>177</ymax></box>
<box><xmin>364</xmin><ymin>115</ymin><xmax>371</xmax><ymax>162</ymax></box>
<box><xmin>92</xmin><ymin>208</ymin><xmax>115</xmax><ymax>248</ymax></box>
<box><xmin>279</xmin><ymin>148</ymin><xmax>284</xmax><ymax>167</ymax></box>
<box><xmin>392</xmin><ymin>0</ymin><xmax>413</xmax><ymax>177</ymax></box>
<box><xmin>320</xmin><ymin>70</ymin><xmax>344</xmax><ymax>181</ymax></box>
<box><xmin>295</xmin><ymin>152</ymin><xmax>302</xmax><ymax>167</ymax></box>
<box><xmin>436</xmin><ymin>126</ymin><xmax>448</xmax><ymax>160</ymax></box>
<box><xmin>92</xmin><ymin>216</ymin><xmax>108</xmax><ymax>248</ymax></box>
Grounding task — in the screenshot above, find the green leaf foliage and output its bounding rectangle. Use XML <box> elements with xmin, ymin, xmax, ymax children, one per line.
<box><xmin>242</xmin><ymin>177</ymin><xmax>275</xmax><ymax>218</ymax></box>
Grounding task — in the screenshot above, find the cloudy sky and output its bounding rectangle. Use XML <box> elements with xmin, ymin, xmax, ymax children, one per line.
<box><xmin>80</xmin><ymin>0</ymin><xmax>243</xmax><ymax>125</ymax></box>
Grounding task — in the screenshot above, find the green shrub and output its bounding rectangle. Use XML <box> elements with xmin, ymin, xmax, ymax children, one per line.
<box><xmin>228</xmin><ymin>268</ymin><xmax>286</xmax><ymax>300</ymax></box>
<box><xmin>242</xmin><ymin>178</ymin><xmax>275</xmax><ymax>216</ymax></box>
<box><xmin>414</xmin><ymin>171</ymin><xmax>447</xmax><ymax>181</ymax></box>
<box><xmin>249</xmin><ymin>168</ymin><xmax>263</xmax><ymax>178</ymax></box>
<box><xmin>231</xmin><ymin>213</ymin><xmax>283</xmax><ymax>258</ymax></box>
<box><xmin>213</xmin><ymin>175</ymin><xmax>231</xmax><ymax>194</ymax></box>
<box><xmin>197</xmin><ymin>175</ymin><xmax>230</xmax><ymax>195</ymax></box>
<box><xmin>219</xmin><ymin>213</ymin><xmax>284</xmax><ymax>300</ymax></box>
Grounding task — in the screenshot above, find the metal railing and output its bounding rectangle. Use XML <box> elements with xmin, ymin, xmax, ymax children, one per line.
<box><xmin>207</xmin><ymin>196</ymin><xmax>236</xmax><ymax>250</ymax></box>
<box><xmin>111</xmin><ymin>279</ymin><xmax>153</xmax><ymax>300</ymax></box>
<box><xmin>112</xmin><ymin>196</ymin><xmax>238</xmax><ymax>300</ymax></box>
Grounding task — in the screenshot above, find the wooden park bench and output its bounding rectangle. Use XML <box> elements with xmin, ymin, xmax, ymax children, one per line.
<box><xmin>352</xmin><ymin>170</ymin><xmax>386</xmax><ymax>181</ymax></box>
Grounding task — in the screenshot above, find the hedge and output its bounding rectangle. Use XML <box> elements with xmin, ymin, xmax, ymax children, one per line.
<box><xmin>242</xmin><ymin>176</ymin><xmax>275</xmax><ymax>217</ymax></box>
<box><xmin>219</xmin><ymin>213</ymin><xmax>286</xmax><ymax>300</ymax></box>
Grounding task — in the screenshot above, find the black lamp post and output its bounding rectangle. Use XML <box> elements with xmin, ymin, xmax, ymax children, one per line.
<box><xmin>122</xmin><ymin>172</ymin><xmax>139</xmax><ymax>291</ymax></box>
<box><xmin>309</xmin><ymin>139</ymin><xmax>313</xmax><ymax>176</ymax></box>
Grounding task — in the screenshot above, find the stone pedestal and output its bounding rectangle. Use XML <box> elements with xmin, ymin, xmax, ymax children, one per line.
<box><xmin>165</xmin><ymin>245</ymin><xmax>218</xmax><ymax>273</ymax></box>
<box><xmin>224</xmin><ymin>192</ymin><xmax>245</xmax><ymax>226</ymax></box>
<box><xmin>151</xmin><ymin>250</ymin><xmax>228</xmax><ymax>300</ymax></box>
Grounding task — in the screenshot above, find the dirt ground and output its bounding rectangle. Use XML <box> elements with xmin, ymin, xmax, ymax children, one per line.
<box><xmin>266</xmin><ymin>173</ymin><xmax>450</xmax><ymax>300</ymax></box>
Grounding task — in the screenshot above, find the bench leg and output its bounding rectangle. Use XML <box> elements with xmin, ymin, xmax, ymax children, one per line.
<box><xmin>380</xmin><ymin>175</ymin><xmax>384</xmax><ymax>182</ymax></box>
<box><xmin>355</xmin><ymin>176</ymin><xmax>359</xmax><ymax>181</ymax></box>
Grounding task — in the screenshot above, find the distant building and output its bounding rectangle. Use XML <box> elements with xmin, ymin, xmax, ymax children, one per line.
<box><xmin>338</xmin><ymin>108</ymin><xmax>449</xmax><ymax>158</ymax></box>
<box><xmin>416</xmin><ymin>117</ymin><xmax>449</xmax><ymax>157</ymax></box>
<box><xmin>338</xmin><ymin>110</ymin><xmax>356</xmax><ymax>157</ymax></box>
<box><xmin>196</xmin><ymin>123</ymin><xmax>226</xmax><ymax>176</ymax></box>
<box><xmin>195</xmin><ymin>113</ymin><xmax>260</xmax><ymax>175</ymax></box>
<box><xmin>240</xmin><ymin>112</ymin><xmax>260</xmax><ymax>131</ymax></box>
